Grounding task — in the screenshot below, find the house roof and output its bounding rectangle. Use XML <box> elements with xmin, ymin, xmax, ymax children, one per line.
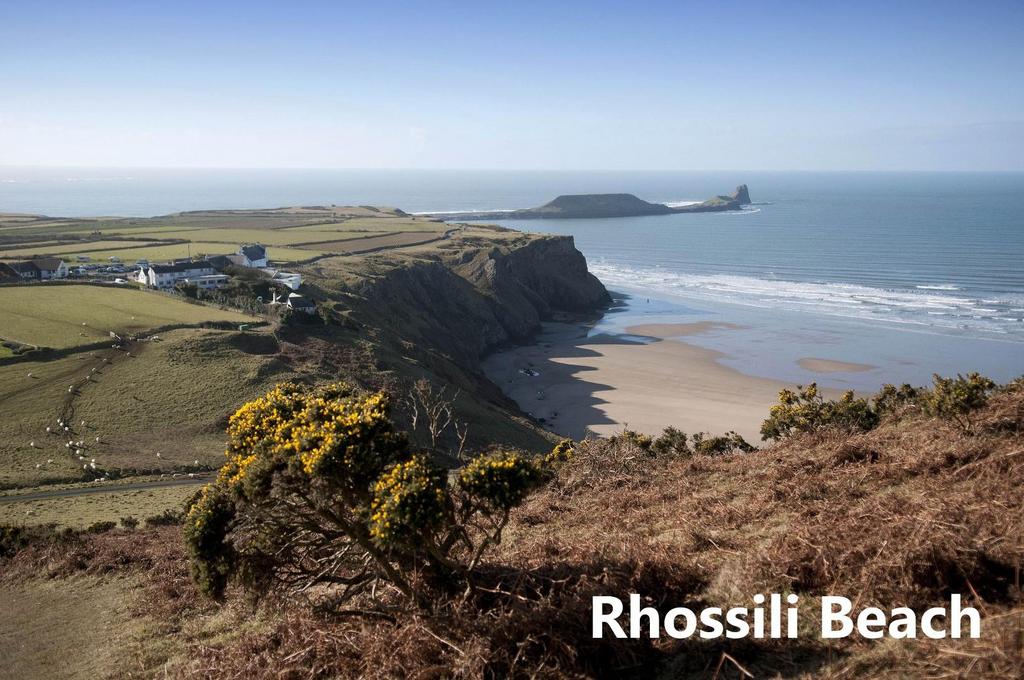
<box><xmin>239</xmin><ymin>244</ymin><xmax>267</xmax><ymax>261</ymax></box>
<box><xmin>149</xmin><ymin>261</ymin><xmax>216</xmax><ymax>274</ymax></box>
<box><xmin>32</xmin><ymin>257</ymin><xmax>64</xmax><ymax>271</ymax></box>
<box><xmin>5</xmin><ymin>261</ymin><xmax>38</xmax><ymax>274</ymax></box>
<box><xmin>287</xmin><ymin>293</ymin><xmax>316</xmax><ymax>309</ymax></box>
<box><xmin>0</xmin><ymin>263</ymin><xmax>21</xmax><ymax>281</ymax></box>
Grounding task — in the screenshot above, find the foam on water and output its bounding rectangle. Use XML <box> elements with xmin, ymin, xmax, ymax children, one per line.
<box><xmin>589</xmin><ymin>262</ymin><xmax>1024</xmax><ymax>339</ymax></box>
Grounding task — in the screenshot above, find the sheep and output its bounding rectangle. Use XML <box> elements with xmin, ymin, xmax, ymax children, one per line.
<box><xmin>156</xmin><ymin>452</ymin><xmax>162</xmax><ymax>458</ymax></box>
<box><xmin>29</xmin><ymin>441</ymin><xmax>35</xmax><ymax>448</ymax></box>
<box><xmin>35</xmin><ymin>463</ymin><xmax>41</xmax><ymax>469</ymax></box>
<box><xmin>76</xmin><ymin>449</ymin><xmax>82</xmax><ymax>456</ymax></box>
<box><xmin>64</xmin><ymin>426</ymin><xmax>70</xmax><ymax>431</ymax></box>
<box><xmin>81</xmin><ymin>420</ymin><xmax>85</xmax><ymax>426</ymax></box>
<box><xmin>95</xmin><ymin>436</ymin><xmax>100</xmax><ymax>443</ymax></box>
<box><xmin>46</xmin><ymin>426</ymin><xmax>51</xmax><ymax>433</ymax></box>
<box><xmin>27</xmin><ymin>372</ymin><xmax>33</xmax><ymax>378</ymax></box>
<box><xmin>47</xmin><ymin>459</ymin><xmax>53</xmax><ymax>464</ymax></box>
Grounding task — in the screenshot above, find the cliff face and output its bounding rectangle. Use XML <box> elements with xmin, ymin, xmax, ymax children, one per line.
<box><xmin>346</xmin><ymin>234</ymin><xmax>610</xmax><ymax>363</ymax></box>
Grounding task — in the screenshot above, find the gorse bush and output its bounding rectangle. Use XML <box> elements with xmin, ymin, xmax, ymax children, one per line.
<box><xmin>761</xmin><ymin>384</ymin><xmax>878</xmax><ymax>441</ymax></box>
<box><xmin>185</xmin><ymin>382</ymin><xmax>546</xmax><ymax>611</ymax></box>
<box><xmin>691</xmin><ymin>431</ymin><xmax>756</xmax><ymax>455</ymax></box>
<box><xmin>544</xmin><ymin>439</ymin><xmax>576</xmax><ymax>466</ymax></box>
<box><xmin>761</xmin><ymin>374</ymin><xmax>1003</xmax><ymax>440</ymax></box>
<box><xmin>871</xmin><ymin>383</ymin><xmax>920</xmax><ymax>416</ymax></box>
<box><xmin>920</xmin><ymin>372</ymin><xmax>996</xmax><ymax>433</ymax></box>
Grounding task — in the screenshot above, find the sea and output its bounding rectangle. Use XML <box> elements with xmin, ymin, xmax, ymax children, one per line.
<box><xmin>2</xmin><ymin>167</ymin><xmax>1022</xmax><ymax>389</ymax></box>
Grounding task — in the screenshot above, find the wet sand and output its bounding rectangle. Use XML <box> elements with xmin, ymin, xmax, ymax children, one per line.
<box><xmin>798</xmin><ymin>357</ymin><xmax>876</xmax><ymax>373</ymax></box>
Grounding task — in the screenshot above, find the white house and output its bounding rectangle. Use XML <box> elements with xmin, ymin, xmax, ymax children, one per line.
<box><xmin>266</xmin><ymin>270</ymin><xmax>302</xmax><ymax>290</ymax></box>
<box><xmin>142</xmin><ymin>261</ymin><xmax>216</xmax><ymax>289</ymax></box>
<box><xmin>184</xmin><ymin>274</ymin><xmax>230</xmax><ymax>290</ymax></box>
<box><xmin>238</xmin><ymin>244</ymin><xmax>268</xmax><ymax>268</ymax></box>
<box><xmin>6</xmin><ymin>257</ymin><xmax>69</xmax><ymax>280</ymax></box>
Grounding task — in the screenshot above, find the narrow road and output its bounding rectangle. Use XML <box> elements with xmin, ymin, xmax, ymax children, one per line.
<box><xmin>0</xmin><ymin>474</ymin><xmax>210</xmax><ymax>504</ymax></box>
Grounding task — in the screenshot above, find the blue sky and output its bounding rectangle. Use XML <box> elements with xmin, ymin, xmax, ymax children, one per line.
<box><xmin>1</xmin><ymin>0</ymin><xmax>1022</xmax><ymax>170</ymax></box>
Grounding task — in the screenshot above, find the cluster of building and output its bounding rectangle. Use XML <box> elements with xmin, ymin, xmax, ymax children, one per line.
<box><xmin>0</xmin><ymin>257</ymin><xmax>69</xmax><ymax>281</ymax></box>
<box><xmin>1</xmin><ymin>243</ymin><xmax>314</xmax><ymax>312</ymax></box>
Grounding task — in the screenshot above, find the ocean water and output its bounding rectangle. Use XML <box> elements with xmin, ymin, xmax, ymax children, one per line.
<box><xmin>2</xmin><ymin>167</ymin><xmax>1022</xmax><ymax>386</ymax></box>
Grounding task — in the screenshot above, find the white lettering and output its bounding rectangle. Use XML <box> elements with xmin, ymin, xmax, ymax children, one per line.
<box><xmin>592</xmin><ymin>596</ymin><xmax>626</xmax><ymax>638</ymax></box>
<box><xmin>821</xmin><ymin>596</ymin><xmax>854</xmax><ymax>638</ymax></box>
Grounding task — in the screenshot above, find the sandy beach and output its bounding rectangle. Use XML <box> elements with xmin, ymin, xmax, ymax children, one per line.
<box><xmin>482</xmin><ymin>319</ymin><xmax>864</xmax><ymax>443</ymax></box>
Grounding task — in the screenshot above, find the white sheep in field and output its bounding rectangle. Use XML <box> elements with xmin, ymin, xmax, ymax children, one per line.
<box><xmin>36</xmin><ymin>463</ymin><xmax>41</xmax><ymax>469</ymax></box>
<box><xmin>76</xmin><ymin>449</ymin><xmax>82</xmax><ymax>455</ymax></box>
<box><xmin>95</xmin><ymin>436</ymin><xmax>100</xmax><ymax>443</ymax></box>
<box><xmin>47</xmin><ymin>459</ymin><xmax>53</xmax><ymax>464</ymax></box>
<box><xmin>27</xmin><ymin>372</ymin><xmax>32</xmax><ymax>378</ymax></box>
<box><xmin>29</xmin><ymin>442</ymin><xmax>35</xmax><ymax>448</ymax></box>
<box><xmin>46</xmin><ymin>426</ymin><xmax>51</xmax><ymax>433</ymax></box>
<box><xmin>81</xmin><ymin>420</ymin><xmax>85</xmax><ymax>426</ymax></box>
<box><xmin>193</xmin><ymin>460</ymin><xmax>199</xmax><ymax>465</ymax></box>
<box><xmin>156</xmin><ymin>452</ymin><xmax>162</xmax><ymax>458</ymax></box>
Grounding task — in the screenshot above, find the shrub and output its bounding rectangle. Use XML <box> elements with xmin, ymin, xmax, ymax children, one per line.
<box><xmin>458</xmin><ymin>451</ymin><xmax>542</xmax><ymax>514</ymax></box>
<box><xmin>691</xmin><ymin>430</ymin><xmax>755</xmax><ymax>455</ymax></box>
<box><xmin>872</xmin><ymin>383</ymin><xmax>920</xmax><ymax>417</ymax></box>
<box><xmin>543</xmin><ymin>439</ymin><xmax>576</xmax><ymax>467</ymax></box>
<box><xmin>86</xmin><ymin>520</ymin><xmax>117</xmax><ymax>534</ymax></box>
<box><xmin>185</xmin><ymin>382</ymin><xmax>545</xmax><ymax>610</ymax></box>
<box><xmin>614</xmin><ymin>429</ymin><xmax>653</xmax><ymax>450</ymax></box>
<box><xmin>761</xmin><ymin>383</ymin><xmax>878</xmax><ymax>441</ymax></box>
<box><xmin>652</xmin><ymin>427</ymin><xmax>689</xmax><ymax>457</ymax></box>
<box><xmin>920</xmin><ymin>372</ymin><xmax>996</xmax><ymax>433</ymax></box>
<box><xmin>144</xmin><ymin>509</ymin><xmax>182</xmax><ymax>527</ymax></box>
<box><xmin>119</xmin><ymin>516</ymin><xmax>139</xmax><ymax>529</ymax></box>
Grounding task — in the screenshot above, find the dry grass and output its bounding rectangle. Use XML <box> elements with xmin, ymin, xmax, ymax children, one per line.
<box><xmin>2</xmin><ymin>388</ymin><xmax>1021</xmax><ymax>678</ymax></box>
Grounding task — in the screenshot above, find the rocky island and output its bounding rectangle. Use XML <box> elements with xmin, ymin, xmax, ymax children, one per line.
<box><xmin>431</xmin><ymin>184</ymin><xmax>750</xmax><ymax>220</ymax></box>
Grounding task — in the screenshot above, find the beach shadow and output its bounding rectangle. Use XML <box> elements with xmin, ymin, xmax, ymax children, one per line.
<box><xmin>483</xmin><ymin>319</ymin><xmax>671</xmax><ymax>440</ymax></box>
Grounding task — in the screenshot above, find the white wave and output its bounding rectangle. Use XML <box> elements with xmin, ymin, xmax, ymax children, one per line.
<box><xmin>916</xmin><ymin>284</ymin><xmax>960</xmax><ymax>291</ymax></box>
<box><xmin>663</xmin><ymin>200</ymin><xmax>701</xmax><ymax>207</ymax></box>
<box><xmin>588</xmin><ymin>262</ymin><xmax>1023</xmax><ymax>337</ymax></box>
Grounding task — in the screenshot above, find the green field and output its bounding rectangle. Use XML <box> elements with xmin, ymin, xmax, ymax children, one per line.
<box><xmin>123</xmin><ymin>227</ymin><xmax>374</xmax><ymax>246</ymax></box>
<box><xmin>0</xmin><ymin>327</ymin><xmax>299</xmax><ymax>488</ymax></box>
<box><xmin>67</xmin><ymin>241</ymin><xmax>328</xmax><ymax>263</ymax></box>
<box><xmin>0</xmin><ymin>285</ymin><xmax>257</xmax><ymax>348</ymax></box>
<box><xmin>282</xmin><ymin>217</ymin><xmax>447</xmax><ymax>233</ymax></box>
<box><xmin>0</xmin><ymin>240</ymin><xmax>160</xmax><ymax>258</ymax></box>
<box><xmin>0</xmin><ymin>483</ymin><xmax>197</xmax><ymax>528</ymax></box>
